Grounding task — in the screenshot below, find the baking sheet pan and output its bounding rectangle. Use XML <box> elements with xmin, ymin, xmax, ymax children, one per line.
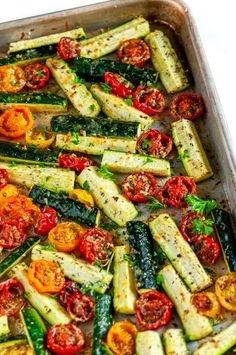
<box><xmin>0</xmin><ymin>0</ymin><xmax>235</xmax><ymax>353</ymax></box>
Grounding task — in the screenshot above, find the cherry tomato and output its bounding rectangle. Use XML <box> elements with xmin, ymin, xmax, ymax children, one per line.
<box><xmin>25</xmin><ymin>128</ymin><xmax>55</xmax><ymax>149</ymax></box>
<box><xmin>170</xmin><ymin>93</ymin><xmax>204</xmax><ymax>120</ymax></box>
<box><xmin>67</xmin><ymin>291</ymin><xmax>95</xmax><ymax>322</ymax></box>
<box><xmin>0</xmin><ymin>194</ymin><xmax>40</xmax><ymax>229</ymax></box>
<box><xmin>104</xmin><ymin>72</ymin><xmax>134</xmax><ymax>99</ymax></box>
<box><xmin>180</xmin><ymin>210</ymin><xmax>205</xmax><ymax>243</ymax></box>
<box><xmin>191</xmin><ymin>291</ymin><xmax>221</xmax><ymax>318</ymax></box>
<box><xmin>24</xmin><ymin>63</ymin><xmax>50</xmax><ymax>90</ymax></box>
<box><xmin>59</xmin><ymin>153</ymin><xmax>95</xmax><ymax>173</ymax></box>
<box><xmin>133</xmin><ymin>85</ymin><xmax>165</xmax><ymax>115</ymax></box>
<box><xmin>0</xmin><ymin>107</ymin><xmax>34</xmax><ymax>139</ymax></box>
<box><xmin>78</xmin><ymin>228</ymin><xmax>114</xmax><ymax>265</ymax></box>
<box><xmin>0</xmin><ymin>65</ymin><xmax>25</xmax><ymax>92</ymax></box>
<box><xmin>0</xmin><ymin>184</ymin><xmax>19</xmax><ymax>204</ymax></box>
<box><xmin>28</xmin><ymin>260</ymin><xmax>65</xmax><ymax>294</ymax></box>
<box><xmin>59</xmin><ymin>280</ymin><xmax>79</xmax><ymax>306</ymax></box>
<box><xmin>195</xmin><ymin>236</ymin><xmax>220</xmax><ymax>265</ymax></box>
<box><xmin>215</xmin><ymin>272</ymin><xmax>236</xmax><ymax>312</ymax></box>
<box><xmin>0</xmin><ymin>169</ymin><xmax>8</xmax><ymax>189</ymax></box>
<box><xmin>0</xmin><ymin>220</ymin><xmax>27</xmax><ymax>249</ymax></box>
<box><xmin>117</xmin><ymin>38</ymin><xmax>150</xmax><ymax>67</ymax></box>
<box><xmin>47</xmin><ymin>323</ymin><xmax>85</xmax><ymax>355</ymax></box>
<box><xmin>35</xmin><ymin>207</ymin><xmax>58</xmax><ymax>236</ymax></box>
<box><xmin>136</xmin><ymin>129</ymin><xmax>173</xmax><ymax>158</ymax></box>
<box><xmin>157</xmin><ymin>176</ymin><xmax>197</xmax><ymax>208</ymax></box>
<box><xmin>122</xmin><ymin>172</ymin><xmax>157</xmax><ymax>203</ymax></box>
<box><xmin>0</xmin><ymin>278</ymin><xmax>25</xmax><ymax>316</ymax></box>
<box><xmin>57</xmin><ymin>37</ymin><xmax>81</xmax><ymax>60</ymax></box>
<box><xmin>107</xmin><ymin>321</ymin><xmax>138</xmax><ymax>355</ymax></box>
<box><xmin>48</xmin><ymin>222</ymin><xmax>85</xmax><ymax>253</ymax></box>
<box><xmin>136</xmin><ymin>290</ymin><xmax>173</xmax><ymax>330</ymax></box>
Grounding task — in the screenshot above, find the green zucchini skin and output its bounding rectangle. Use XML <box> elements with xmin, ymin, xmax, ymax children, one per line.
<box><xmin>74</xmin><ymin>57</ymin><xmax>158</xmax><ymax>85</ymax></box>
<box><xmin>0</xmin><ymin>92</ymin><xmax>67</xmax><ymax>107</ymax></box>
<box><xmin>51</xmin><ymin>115</ymin><xmax>141</xmax><ymax>138</ymax></box>
<box><xmin>0</xmin><ymin>44</ymin><xmax>57</xmax><ymax>67</ymax></box>
<box><xmin>29</xmin><ymin>185</ymin><xmax>100</xmax><ymax>227</ymax></box>
<box><xmin>20</xmin><ymin>308</ymin><xmax>49</xmax><ymax>355</ymax></box>
<box><xmin>0</xmin><ymin>237</ymin><xmax>41</xmax><ymax>279</ymax></box>
<box><xmin>0</xmin><ymin>141</ymin><xmax>59</xmax><ymax>165</ymax></box>
<box><xmin>0</xmin><ymin>335</ymin><xmax>27</xmax><ymax>348</ymax></box>
<box><xmin>92</xmin><ymin>294</ymin><xmax>113</xmax><ymax>355</ymax></box>
<box><xmin>212</xmin><ymin>209</ymin><xmax>236</xmax><ymax>272</ymax></box>
<box><xmin>127</xmin><ymin>221</ymin><xmax>158</xmax><ymax>291</ymax></box>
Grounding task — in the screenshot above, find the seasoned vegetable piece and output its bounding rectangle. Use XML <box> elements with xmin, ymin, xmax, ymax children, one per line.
<box><xmin>104</xmin><ymin>72</ymin><xmax>134</xmax><ymax>98</ymax></box>
<box><xmin>180</xmin><ymin>210</ymin><xmax>206</xmax><ymax>243</ymax></box>
<box><xmin>51</xmin><ymin>114</ymin><xmax>141</xmax><ymax>138</ymax></box>
<box><xmin>0</xmin><ymin>107</ymin><xmax>34</xmax><ymax>139</ymax></box>
<box><xmin>56</xmin><ymin>133</ymin><xmax>137</xmax><ymax>155</ymax></box>
<box><xmin>48</xmin><ymin>222</ymin><xmax>84</xmax><ymax>252</ymax></box>
<box><xmin>127</xmin><ymin>221</ymin><xmax>158</xmax><ymax>290</ymax></box>
<box><xmin>163</xmin><ymin>329</ymin><xmax>189</xmax><ymax>355</ymax></box>
<box><xmin>74</xmin><ymin>56</ymin><xmax>158</xmax><ymax>85</ymax></box>
<box><xmin>24</xmin><ymin>63</ymin><xmax>50</xmax><ymax>89</ymax></box>
<box><xmin>67</xmin><ymin>291</ymin><xmax>95</xmax><ymax>322</ymax></box>
<box><xmin>46</xmin><ymin>56</ymin><xmax>100</xmax><ymax>117</ymax></box>
<box><xmin>122</xmin><ymin>172</ymin><xmax>157</xmax><ymax>202</ymax></box>
<box><xmin>59</xmin><ymin>153</ymin><xmax>95</xmax><ymax>173</ymax></box>
<box><xmin>194</xmin><ymin>236</ymin><xmax>220</xmax><ymax>265</ymax></box>
<box><xmin>149</xmin><ymin>214</ymin><xmax>212</xmax><ymax>292</ymax></box>
<box><xmin>58</xmin><ymin>280</ymin><xmax>79</xmax><ymax>305</ymax></box>
<box><xmin>212</xmin><ymin>209</ymin><xmax>236</xmax><ymax>272</ymax></box>
<box><xmin>133</xmin><ymin>85</ymin><xmax>165</xmax><ymax>115</ymax></box>
<box><xmin>69</xmin><ymin>188</ymin><xmax>94</xmax><ymax>207</ymax></box>
<box><xmin>170</xmin><ymin>93</ymin><xmax>204</xmax><ymax>121</ymax></box>
<box><xmin>0</xmin><ymin>220</ymin><xmax>27</xmax><ymax>249</ymax></box>
<box><xmin>215</xmin><ymin>272</ymin><xmax>236</xmax><ymax>311</ymax></box>
<box><xmin>0</xmin><ymin>162</ymin><xmax>75</xmax><ymax>193</ymax></box>
<box><xmin>77</xmin><ymin>166</ymin><xmax>138</xmax><ymax>226</ymax></box>
<box><xmin>92</xmin><ymin>294</ymin><xmax>113</xmax><ymax>355</ymax></box>
<box><xmin>159</xmin><ymin>264</ymin><xmax>213</xmax><ymax>340</ymax></box>
<box><xmin>145</xmin><ymin>30</ymin><xmax>189</xmax><ymax>93</ymax></box>
<box><xmin>0</xmin><ymin>315</ymin><xmax>10</xmax><ymax>337</ymax></box>
<box><xmin>172</xmin><ymin>119</ymin><xmax>213</xmax><ymax>182</ymax></box>
<box><xmin>57</xmin><ymin>37</ymin><xmax>81</xmax><ymax>59</ymax></box>
<box><xmin>191</xmin><ymin>292</ymin><xmax>221</xmax><ymax>318</ymax></box>
<box><xmin>0</xmin><ymin>278</ymin><xmax>25</xmax><ymax>316</ymax></box>
<box><xmin>31</xmin><ymin>245</ymin><xmax>113</xmax><ymax>294</ymax></box>
<box><xmin>0</xmin><ymin>184</ymin><xmax>19</xmax><ymax>204</ymax></box>
<box><xmin>113</xmin><ymin>245</ymin><xmax>137</xmax><ymax>314</ymax></box>
<box><xmin>25</xmin><ymin>128</ymin><xmax>55</xmax><ymax>149</ymax></box>
<box><xmin>0</xmin><ymin>66</ymin><xmax>25</xmax><ymax>92</ymax></box>
<box><xmin>107</xmin><ymin>321</ymin><xmax>137</xmax><ymax>355</ymax></box>
<box><xmin>136</xmin><ymin>290</ymin><xmax>173</xmax><ymax>330</ymax></box>
<box><xmin>136</xmin><ymin>331</ymin><xmax>164</xmax><ymax>355</ymax></box>
<box><xmin>30</xmin><ymin>185</ymin><xmax>100</xmax><ymax>227</ymax></box>
<box><xmin>34</xmin><ymin>207</ymin><xmax>58</xmax><ymax>236</ymax></box>
<box><xmin>101</xmin><ymin>150</ymin><xmax>171</xmax><ymax>176</ymax></box>
<box><xmin>0</xmin><ymin>92</ymin><xmax>67</xmax><ymax>112</ymax></box>
<box><xmin>80</xmin><ymin>17</ymin><xmax>150</xmax><ymax>59</ymax></box>
<box><xmin>90</xmin><ymin>83</ymin><xmax>154</xmax><ymax>131</ymax></box>
<box><xmin>0</xmin><ymin>169</ymin><xmax>8</xmax><ymax>189</ymax></box>
<box><xmin>136</xmin><ymin>129</ymin><xmax>173</xmax><ymax>158</ymax></box>
<box><xmin>117</xmin><ymin>38</ymin><xmax>151</xmax><ymax>67</ymax></box>
<box><xmin>193</xmin><ymin>320</ymin><xmax>236</xmax><ymax>355</ymax></box>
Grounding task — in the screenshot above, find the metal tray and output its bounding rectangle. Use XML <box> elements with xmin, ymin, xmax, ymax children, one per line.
<box><xmin>0</xmin><ymin>0</ymin><xmax>235</xmax><ymax>354</ymax></box>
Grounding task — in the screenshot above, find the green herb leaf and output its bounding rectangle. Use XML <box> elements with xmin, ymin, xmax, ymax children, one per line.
<box><xmin>101</xmin><ymin>220</ymin><xmax>119</xmax><ymax>231</ymax></box>
<box><xmin>141</xmin><ymin>138</ymin><xmax>152</xmax><ymax>150</ymax></box>
<box><xmin>156</xmin><ymin>274</ymin><xmax>164</xmax><ymax>285</ymax></box>
<box><xmin>185</xmin><ymin>194</ymin><xmax>218</xmax><ymax>215</ymax></box>
<box><xmin>35</xmin><ymin>70</ymin><xmax>46</xmax><ymax>78</ymax></box>
<box><xmin>97</xmin><ymin>165</ymin><xmax>115</xmax><ymax>181</ymax></box>
<box><xmin>183</xmin><ymin>149</ymin><xmax>189</xmax><ymax>159</ymax></box>
<box><xmin>209</xmin><ymin>318</ymin><xmax>219</xmax><ymax>326</ymax></box>
<box><xmin>82</xmin><ymin>180</ymin><xmax>90</xmax><ymax>191</ymax></box>
<box><xmin>192</xmin><ymin>218</ymin><xmax>214</xmax><ymax>235</ymax></box>
<box><xmin>72</xmin><ymin>131</ymin><xmax>80</xmax><ymax>145</ymax></box>
<box><xmin>24</xmin><ymin>292</ymin><xmax>30</xmax><ymax>299</ymax></box>
<box><xmin>143</xmin><ymin>157</ymin><xmax>153</xmax><ymax>165</ymax></box>
<box><xmin>124</xmin><ymin>95</ymin><xmax>133</xmax><ymax>106</ymax></box>
<box><xmin>101</xmin><ymin>82</ymin><xmax>112</xmax><ymax>93</ymax></box>
<box><xmin>101</xmin><ymin>344</ymin><xmax>115</xmax><ymax>355</ymax></box>
<box><xmin>10</xmin><ymin>161</ymin><xmax>17</xmax><ymax>167</ymax></box>
<box><xmin>123</xmin><ymin>253</ymin><xmax>131</xmax><ymax>262</ymax></box>
<box><xmin>41</xmin><ymin>243</ymin><xmax>56</xmax><ymax>251</ymax></box>
<box><xmin>74</xmin><ymin>76</ymin><xmax>85</xmax><ymax>85</ymax></box>
<box><xmin>154</xmin><ymin>250</ymin><xmax>166</xmax><ymax>265</ymax></box>
<box><xmin>146</xmin><ymin>195</ymin><xmax>166</xmax><ymax>212</ymax></box>
<box><xmin>89</xmin><ymin>104</ymin><xmax>95</xmax><ymax>111</ymax></box>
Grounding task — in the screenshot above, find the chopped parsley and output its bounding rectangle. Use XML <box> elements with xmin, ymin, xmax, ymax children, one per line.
<box><xmin>192</xmin><ymin>218</ymin><xmax>214</xmax><ymax>236</ymax></box>
<box><xmin>89</xmin><ymin>104</ymin><xmax>95</xmax><ymax>111</ymax></box>
<box><xmin>74</xmin><ymin>76</ymin><xmax>85</xmax><ymax>85</ymax></box>
<box><xmin>72</xmin><ymin>131</ymin><xmax>80</xmax><ymax>145</ymax></box>
<box><xmin>124</xmin><ymin>95</ymin><xmax>133</xmax><ymax>106</ymax></box>
<box><xmin>185</xmin><ymin>194</ymin><xmax>218</xmax><ymax>215</ymax></box>
<box><xmin>10</xmin><ymin>161</ymin><xmax>17</xmax><ymax>167</ymax></box>
<box><xmin>101</xmin><ymin>82</ymin><xmax>112</xmax><ymax>93</ymax></box>
<box><xmin>156</xmin><ymin>274</ymin><xmax>164</xmax><ymax>285</ymax></box>
<box><xmin>141</xmin><ymin>138</ymin><xmax>152</xmax><ymax>150</ymax></box>
<box><xmin>96</xmin><ymin>165</ymin><xmax>115</xmax><ymax>181</ymax></box>
<box><xmin>82</xmin><ymin>180</ymin><xmax>90</xmax><ymax>191</ymax></box>
<box><xmin>35</xmin><ymin>70</ymin><xmax>46</xmax><ymax>78</ymax></box>
<box><xmin>146</xmin><ymin>195</ymin><xmax>166</xmax><ymax>212</ymax></box>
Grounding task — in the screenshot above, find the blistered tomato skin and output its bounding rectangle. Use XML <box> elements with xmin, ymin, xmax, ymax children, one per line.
<box><xmin>133</xmin><ymin>85</ymin><xmax>165</xmax><ymax>115</ymax></box>
<box><xmin>195</xmin><ymin>235</ymin><xmax>220</xmax><ymax>265</ymax></box>
<box><xmin>59</xmin><ymin>153</ymin><xmax>95</xmax><ymax>173</ymax></box>
<box><xmin>136</xmin><ymin>129</ymin><xmax>173</xmax><ymax>158</ymax></box>
<box><xmin>35</xmin><ymin>207</ymin><xmax>58</xmax><ymax>236</ymax></box>
<box><xmin>104</xmin><ymin>72</ymin><xmax>134</xmax><ymax>99</ymax></box>
<box><xmin>122</xmin><ymin>172</ymin><xmax>157</xmax><ymax>203</ymax></box>
<box><xmin>24</xmin><ymin>62</ymin><xmax>50</xmax><ymax>89</ymax></box>
<box><xmin>170</xmin><ymin>93</ymin><xmax>204</xmax><ymax>120</ymax></box>
<box><xmin>118</xmin><ymin>38</ymin><xmax>150</xmax><ymax>67</ymax></box>
<box><xmin>0</xmin><ymin>278</ymin><xmax>25</xmax><ymax>316</ymax></box>
<box><xmin>57</xmin><ymin>37</ymin><xmax>81</xmax><ymax>60</ymax></box>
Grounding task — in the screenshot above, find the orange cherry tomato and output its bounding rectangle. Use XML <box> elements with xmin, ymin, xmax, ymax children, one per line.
<box><xmin>191</xmin><ymin>292</ymin><xmax>221</xmax><ymax>318</ymax></box>
<box><xmin>0</xmin><ymin>194</ymin><xmax>40</xmax><ymax>229</ymax></box>
<box><xmin>48</xmin><ymin>222</ymin><xmax>85</xmax><ymax>253</ymax></box>
<box><xmin>107</xmin><ymin>321</ymin><xmax>138</xmax><ymax>355</ymax></box>
<box><xmin>0</xmin><ymin>107</ymin><xmax>34</xmax><ymax>139</ymax></box>
<box><xmin>0</xmin><ymin>66</ymin><xmax>25</xmax><ymax>92</ymax></box>
<box><xmin>28</xmin><ymin>260</ymin><xmax>65</xmax><ymax>294</ymax></box>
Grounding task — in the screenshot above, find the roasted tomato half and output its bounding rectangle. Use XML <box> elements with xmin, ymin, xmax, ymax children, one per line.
<box><xmin>59</xmin><ymin>153</ymin><xmax>95</xmax><ymax>173</ymax></box>
<box><xmin>24</xmin><ymin>63</ymin><xmax>50</xmax><ymax>89</ymax></box>
<box><xmin>67</xmin><ymin>291</ymin><xmax>95</xmax><ymax>322</ymax></box>
<box><xmin>170</xmin><ymin>93</ymin><xmax>204</xmax><ymax>120</ymax></box>
<box><xmin>133</xmin><ymin>85</ymin><xmax>165</xmax><ymax>115</ymax></box>
<box><xmin>35</xmin><ymin>207</ymin><xmax>58</xmax><ymax>236</ymax></box>
<box><xmin>215</xmin><ymin>272</ymin><xmax>236</xmax><ymax>312</ymax></box>
<box><xmin>117</xmin><ymin>38</ymin><xmax>150</xmax><ymax>67</ymax></box>
<box><xmin>191</xmin><ymin>291</ymin><xmax>221</xmax><ymax>318</ymax></box>
<box><xmin>136</xmin><ymin>129</ymin><xmax>173</xmax><ymax>159</ymax></box>
<box><xmin>180</xmin><ymin>210</ymin><xmax>206</xmax><ymax>243</ymax></box>
<box><xmin>195</xmin><ymin>235</ymin><xmax>220</xmax><ymax>265</ymax></box>
<box><xmin>122</xmin><ymin>172</ymin><xmax>157</xmax><ymax>203</ymax></box>
<box><xmin>0</xmin><ymin>220</ymin><xmax>27</xmax><ymax>249</ymax></box>
<box><xmin>0</xmin><ymin>65</ymin><xmax>25</xmax><ymax>92</ymax></box>
<box><xmin>0</xmin><ymin>278</ymin><xmax>25</xmax><ymax>316</ymax></box>
<box><xmin>48</xmin><ymin>222</ymin><xmax>85</xmax><ymax>253</ymax></box>
<box><xmin>104</xmin><ymin>72</ymin><xmax>134</xmax><ymax>99</ymax></box>
<box><xmin>107</xmin><ymin>321</ymin><xmax>138</xmax><ymax>355</ymax></box>
<box><xmin>0</xmin><ymin>107</ymin><xmax>34</xmax><ymax>139</ymax></box>
<box><xmin>157</xmin><ymin>176</ymin><xmax>197</xmax><ymax>208</ymax></box>
<box><xmin>59</xmin><ymin>280</ymin><xmax>79</xmax><ymax>306</ymax></box>
<box><xmin>0</xmin><ymin>169</ymin><xmax>8</xmax><ymax>189</ymax></box>
<box><xmin>57</xmin><ymin>37</ymin><xmax>81</xmax><ymax>60</ymax></box>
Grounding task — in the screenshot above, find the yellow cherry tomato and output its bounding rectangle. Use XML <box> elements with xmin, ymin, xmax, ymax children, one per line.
<box><xmin>25</xmin><ymin>128</ymin><xmax>55</xmax><ymax>148</ymax></box>
<box><xmin>191</xmin><ymin>291</ymin><xmax>221</xmax><ymax>318</ymax></box>
<box><xmin>215</xmin><ymin>272</ymin><xmax>236</xmax><ymax>311</ymax></box>
<box><xmin>69</xmin><ymin>188</ymin><xmax>94</xmax><ymax>207</ymax></box>
<box><xmin>0</xmin><ymin>184</ymin><xmax>19</xmax><ymax>204</ymax></box>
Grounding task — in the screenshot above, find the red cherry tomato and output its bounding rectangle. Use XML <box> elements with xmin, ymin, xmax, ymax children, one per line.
<box><xmin>118</xmin><ymin>38</ymin><xmax>150</xmax><ymax>67</ymax></box>
<box><xmin>59</xmin><ymin>280</ymin><xmax>79</xmax><ymax>306</ymax></box>
<box><xmin>0</xmin><ymin>220</ymin><xmax>27</xmax><ymax>249</ymax></box>
<box><xmin>133</xmin><ymin>85</ymin><xmax>165</xmax><ymax>115</ymax></box>
<box><xmin>24</xmin><ymin>63</ymin><xmax>50</xmax><ymax>90</ymax></box>
<box><xmin>157</xmin><ymin>176</ymin><xmax>197</xmax><ymax>208</ymax></box>
<box><xmin>195</xmin><ymin>236</ymin><xmax>220</xmax><ymax>265</ymax></box>
<box><xmin>34</xmin><ymin>207</ymin><xmax>58</xmax><ymax>236</ymax></box>
<box><xmin>47</xmin><ymin>323</ymin><xmax>85</xmax><ymax>355</ymax></box>
<box><xmin>78</xmin><ymin>228</ymin><xmax>114</xmax><ymax>265</ymax></box>
<box><xmin>136</xmin><ymin>291</ymin><xmax>173</xmax><ymax>330</ymax></box>
<box><xmin>57</xmin><ymin>37</ymin><xmax>81</xmax><ymax>60</ymax></box>
<box><xmin>59</xmin><ymin>153</ymin><xmax>95</xmax><ymax>173</ymax></box>
<box><xmin>0</xmin><ymin>169</ymin><xmax>8</xmax><ymax>189</ymax></box>
<box><xmin>136</xmin><ymin>129</ymin><xmax>173</xmax><ymax>159</ymax></box>
<box><xmin>104</xmin><ymin>72</ymin><xmax>134</xmax><ymax>99</ymax></box>
<box><xmin>0</xmin><ymin>278</ymin><xmax>25</xmax><ymax>316</ymax></box>
<box><xmin>122</xmin><ymin>172</ymin><xmax>157</xmax><ymax>203</ymax></box>
<box><xmin>170</xmin><ymin>93</ymin><xmax>204</xmax><ymax>121</ymax></box>
<box><xmin>180</xmin><ymin>210</ymin><xmax>206</xmax><ymax>244</ymax></box>
<box><xmin>67</xmin><ymin>291</ymin><xmax>95</xmax><ymax>322</ymax></box>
